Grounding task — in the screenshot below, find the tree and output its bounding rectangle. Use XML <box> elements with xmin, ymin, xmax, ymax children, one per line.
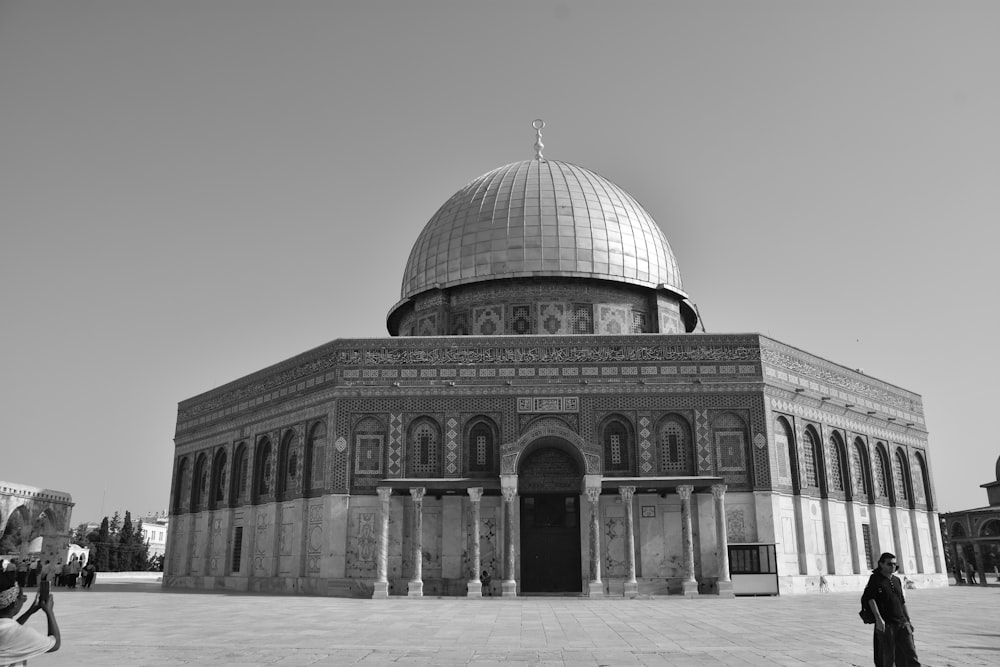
<box><xmin>119</xmin><ymin>511</ymin><xmax>135</xmax><ymax>571</ymax></box>
<box><xmin>71</xmin><ymin>523</ymin><xmax>92</xmax><ymax>549</ymax></box>
<box><xmin>95</xmin><ymin>517</ymin><xmax>110</xmax><ymax>571</ymax></box>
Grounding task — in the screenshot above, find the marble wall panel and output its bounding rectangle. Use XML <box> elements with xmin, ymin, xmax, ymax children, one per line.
<box><xmin>345</xmin><ymin>497</ymin><xmax>379</xmax><ymax>580</ymax></box>
<box><xmin>603</xmin><ymin>501</ymin><xmax>626</xmax><ymax>578</ymax></box>
<box><xmin>322</xmin><ymin>495</ymin><xmax>350</xmax><ymax>579</ymax></box>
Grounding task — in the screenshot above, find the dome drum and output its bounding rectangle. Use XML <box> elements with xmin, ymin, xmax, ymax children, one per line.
<box><xmin>388</xmin><ymin>277</ymin><xmax>692</xmax><ymax>337</ymax></box>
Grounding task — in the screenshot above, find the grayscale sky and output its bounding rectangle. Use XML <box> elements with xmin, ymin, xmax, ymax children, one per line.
<box><xmin>2</xmin><ymin>1</ymin><xmax>998</xmax><ymax>524</ymax></box>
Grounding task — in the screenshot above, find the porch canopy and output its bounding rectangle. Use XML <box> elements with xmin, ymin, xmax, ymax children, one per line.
<box><xmin>600</xmin><ymin>476</ymin><xmax>725</xmax><ymax>494</ymax></box>
<box><xmin>377</xmin><ymin>478</ymin><xmax>502</xmax><ymax>495</ymax></box>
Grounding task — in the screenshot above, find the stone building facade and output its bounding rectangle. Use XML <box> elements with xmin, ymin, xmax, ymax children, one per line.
<box><xmin>940</xmin><ymin>457</ymin><xmax>1000</xmax><ymax>584</ymax></box>
<box><xmin>1</xmin><ymin>481</ymin><xmax>73</xmax><ymax>567</ymax></box>
<box><xmin>165</xmin><ymin>145</ymin><xmax>947</xmax><ymax>597</ymax></box>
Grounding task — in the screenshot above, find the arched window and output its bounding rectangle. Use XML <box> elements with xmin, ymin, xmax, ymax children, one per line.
<box><xmin>658</xmin><ymin>415</ymin><xmax>694</xmax><ymax>476</ymax></box>
<box><xmin>173</xmin><ymin>457</ymin><xmax>189</xmax><ymax>514</ymax></box>
<box><xmin>354</xmin><ymin>417</ymin><xmax>385</xmax><ymax>476</ymax></box>
<box><xmin>408</xmin><ymin>417</ymin><xmax>441</xmax><ymax>476</ymax></box>
<box><xmin>951</xmin><ymin>522</ymin><xmax>966</xmax><ymax>538</ymax></box>
<box><xmin>980</xmin><ymin>519</ymin><xmax>1000</xmax><ymax>537</ymax></box>
<box><xmin>914</xmin><ymin>451</ymin><xmax>932</xmax><ymax>509</ymax></box>
<box><xmin>773</xmin><ymin>417</ymin><xmax>794</xmax><ymax>486</ymax></box>
<box><xmin>192</xmin><ymin>453</ymin><xmax>209</xmax><ymax>512</ymax></box>
<box><xmin>278</xmin><ymin>429</ymin><xmax>300</xmax><ymax>499</ymax></box>
<box><xmin>230</xmin><ymin>443</ymin><xmax>249</xmax><ymax>506</ymax></box>
<box><xmin>893</xmin><ymin>449</ymin><xmax>910</xmax><ymax>504</ymax></box>
<box><xmin>466</xmin><ymin>417</ymin><xmax>498</xmax><ymax>475</ymax></box>
<box><xmin>828</xmin><ymin>433</ymin><xmax>845</xmax><ymax>492</ymax></box>
<box><xmin>873</xmin><ymin>443</ymin><xmax>890</xmax><ymax>499</ymax></box>
<box><xmin>801</xmin><ymin>429</ymin><xmax>819</xmax><ymax>488</ymax></box>
<box><xmin>851</xmin><ymin>438</ymin><xmax>871</xmax><ymax>500</ymax></box>
<box><xmin>254</xmin><ymin>437</ymin><xmax>274</xmax><ymax>502</ymax></box>
<box><xmin>211</xmin><ymin>448</ymin><xmax>227</xmax><ymax>509</ymax></box>
<box><xmin>713</xmin><ymin>412</ymin><xmax>749</xmax><ymax>485</ymax></box>
<box><xmin>306</xmin><ymin>422</ymin><xmax>327</xmax><ymax>493</ymax></box>
<box><xmin>602</xmin><ymin>415</ymin><xmax>633</xmax><ymax>475</ymax></box>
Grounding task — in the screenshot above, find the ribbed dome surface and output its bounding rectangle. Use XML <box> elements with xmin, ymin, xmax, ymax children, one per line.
<box><xmin>400</xmin><ymin>159</ymin><xmax>684</xmax><ymax>300</ymax></box>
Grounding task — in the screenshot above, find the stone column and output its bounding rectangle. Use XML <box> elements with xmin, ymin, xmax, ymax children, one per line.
<box><xmin>949</xmin><ymin>542</ymin><xmax>963</xmax><ymax>583</ymax></box>
<box><xmin>908</xmin><ymin>508</ymin><xmax>925</xmax><ymax>574</ymax></box>
<box><xmin>973</xmin><ymin>542</ymin><xmax>987</xmax><ymax>586</ymax></box>
<box><xmin>677</xmin><ymin>484</ymin><xmax>699</xmax><ymax>597</ymax></box>
<box><xmin>467</xmin><ymin>487</ymin><xmax>483</xmax><ymax>597</ymax></box>
<box><xmin>501</xmin><ymin>485</ymin><xmax>518</xmax><ymax>597</ymax></box>
<box><xmin>712</xmin><ymin>484</ymin><xmax>734</xmax><ymax>597</ymax></box>
<box><xmin>408</xmin><ymin>487</ymin><xmax>425</xmax><ymax>597</ymax></box>
<box><xmin>586</xmin><ymin>484</ymin><xmax>604</xmax><ymax>597</ymax></box>
<box><xmin>373</xmin><ymin>487</ymin><xmax>392</xmax><ymax>599</ymax></box>
<box><xmin>619</xmin><ymin>486</ymin><xmax>638</xmax><ymax>598</ymax></box>
<box><xmin>845</xmin><ymin>499</ymin><xmax>862</xmax><ymax>574</ymax></box>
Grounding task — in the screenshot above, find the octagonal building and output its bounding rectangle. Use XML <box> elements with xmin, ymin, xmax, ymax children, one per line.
<box><xmin>166</xmin><ymin>131</ymin><xmax>947</xmax><ymax>597</ymax></box>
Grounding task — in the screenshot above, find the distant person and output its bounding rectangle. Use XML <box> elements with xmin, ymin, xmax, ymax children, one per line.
<box><xmin>15</xmin><ymin>561</ymin><xmax>28</xmax><ymax>589</ymax></box>
<box><xmin>67</xmin><ymin>559</ymin><xmax>80</xmax><ymax>590</ymax></box>
<box><xmin>0</xmin><ymin>572</ymin><xmax>61</xmax><ymax>665</ymax></box>
<box><xmin>862</xmin><ymin>552</ymin><xmax>920</xmax><ymax>667</ymax></box>
<box><xmin>26</xmin><ymin>561</ymin><xmax>40</xmax><ymax>589</ymax></box>
<box><xmin>82</xmin><ymin>561</ymin><xmax>97</xmax><ymax>590</ymax></box>
<box><xmin>965</xmin><ymin>562</ymin><xmax>977</xmax><ymax>585</ymax></box>
<box><xmin>480</xmin><ymin>570</ymin><xmax>492</xmax><ymax>596</ymax></box>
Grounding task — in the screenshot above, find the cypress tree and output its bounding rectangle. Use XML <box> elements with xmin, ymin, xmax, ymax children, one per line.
<box><xmin>96</xmin><ymin>517</ymin><xmax>110</xmax><ymax>571</ymax></box>
<box><xmin>119</xmin><ymin>511</ymin><xmax>135</xmax><ymax>571</ymax></box>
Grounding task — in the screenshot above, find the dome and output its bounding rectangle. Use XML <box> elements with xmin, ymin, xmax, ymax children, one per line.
<box><xmin>398</xmin><ymin>159</ymin><xmax>686</xmax><ymax>301</ymax></box>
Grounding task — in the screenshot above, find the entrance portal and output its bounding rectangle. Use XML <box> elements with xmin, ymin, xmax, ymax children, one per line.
<box><xmin>518</xmin><ymin>444</ymin><xmax>583</xmax><ymax>593</ymax></box>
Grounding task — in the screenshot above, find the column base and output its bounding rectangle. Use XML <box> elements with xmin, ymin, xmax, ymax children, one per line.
<box><xmin>372</xmin><ymin>580</ymin><xmax>389</xmax><ymax>599</ymax></box>
<box><xmin>588</xmin><ymin>581</ymin><xmax>605</xmax><ymax>597</ymax></box>
<box><xmin>466</xmin><ymin>581</ymin><xmax>482</xmax><ymax>597</ymax></box>
<box><xmin>407</xmin><ymin>580</ymin><xmax>423</xmax><ymax>597</ymax></box>
<box><xmin>716</xmin><ymin>580</ymin><xmax>735</xmax><ymax>598</ymax></box>
<box><xmin>681</xmin><ymin>579</ymin><xmax>699</xmax><ymax>597</ymax></box>
<box><xmin>501</xmin><ymin>580</ymin><xmax>517</xmax><ymax>597</ymax></box>
<box><xmin>624</xmin><ymin>580</ymin><xmax>639</xmax><ymax>598</ymax></box>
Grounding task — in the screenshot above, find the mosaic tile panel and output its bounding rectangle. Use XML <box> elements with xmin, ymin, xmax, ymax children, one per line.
<box><xmin>445</xmin><ymin>414</ymin><xmax>459</xmax><ymax>476</ymax></box>
<box><xmin>638</xmin><ymin>413</ymin><xmax>653</xmax><ymax>475</ymax></box>
<box><xmin>388</xmin><ymin>413</ymin><xmax>403</xmax><ymax>476</ymax></box>
<box><xmin>695</xmin><ymin>409</ymin><xmax>713</xmax><ymax>474</ymax></box>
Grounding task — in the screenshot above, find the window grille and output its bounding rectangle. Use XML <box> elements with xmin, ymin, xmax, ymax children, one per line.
<box><xmin>231</xmin><ymin>526</ymin><xmax>243</xmax><ymax>573</ymax></box>
<box><xmin>852</xmin><ymin>442</ymin><xmax>868</xmax><ymax>498</ymax></box>
<box><xmin>873</xmin><ymin>447</ymin><xmax>889</xmax><ymax>498</ymax></box>
<box><xmin>802</xmin><ymin>430</ymin><xmax>818</xmax><ymax>488</ymax></box>
<box><xmin>659</xmin><ymin>418</ymin><xmax>691</xmax><ymax>475</ymax></box>
<box><xmin>893</xmin><ymin>451</ymin><xmax>909</xmax><ymax>502</ymax></box>
<box><xmin>828</xmin><ymin>438</ymin><xmax>844</xmax><ymax>491</ymax></box>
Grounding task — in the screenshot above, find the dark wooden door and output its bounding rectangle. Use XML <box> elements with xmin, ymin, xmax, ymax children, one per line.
<box><xmin>520</xmin><ymin>494</ymin><xmax>582</xmax><ymax>593</ymax></box>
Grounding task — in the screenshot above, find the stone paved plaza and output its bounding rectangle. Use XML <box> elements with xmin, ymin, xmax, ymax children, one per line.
<box><xmin>26</xmin><ymin>577</ymin><xmax>1000</xmax><ymax>666</ymax></box>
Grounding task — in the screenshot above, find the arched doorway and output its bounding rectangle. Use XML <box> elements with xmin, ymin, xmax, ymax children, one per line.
<box><xmin>518</xmin><ymin>438</ymin><xmax>583</xmax><ymax>593</ymax></box>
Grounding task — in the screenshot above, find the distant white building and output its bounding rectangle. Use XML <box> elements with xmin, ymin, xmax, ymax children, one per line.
<box><xmin>139</xmin><ymin>516</ymin><xmax>169</xmax><ymax>558</ymax></box>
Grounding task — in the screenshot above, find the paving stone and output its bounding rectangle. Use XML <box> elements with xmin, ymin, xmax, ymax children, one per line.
<box><xmin>19</xmin><ymin>579</ymin><xmax>1000</xmax><ymax>666</ymax></box>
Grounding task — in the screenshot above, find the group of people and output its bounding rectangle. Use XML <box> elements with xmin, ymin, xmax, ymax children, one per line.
<box><xmin>2</xmin><ymin>556</ymin><xmax>98</xmax><ymax>591</ymax></box>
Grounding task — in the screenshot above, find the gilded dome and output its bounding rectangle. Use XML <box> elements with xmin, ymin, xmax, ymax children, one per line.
<box><xmin>398</xmin><ymin>159</ymin><xmax>686</xmax><ymax>301</ymax></box>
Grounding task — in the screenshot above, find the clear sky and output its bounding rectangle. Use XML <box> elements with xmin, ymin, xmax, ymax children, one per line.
<box><xmin>2</xmin><ymin>1</ymin><xmax>998</xmax><ymax>525</ymax></box>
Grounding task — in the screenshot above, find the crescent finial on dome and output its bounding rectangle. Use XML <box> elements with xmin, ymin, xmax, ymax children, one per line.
<box><xmin>532</xmin><ymin>119</ymin><xmax>545</xmax><ymax>160</ymax></box>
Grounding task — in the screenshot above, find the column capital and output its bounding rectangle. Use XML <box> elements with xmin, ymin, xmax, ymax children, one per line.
<box><xmin>501</xmin><ymin>486</ymin><xmax>517</xmax><ymax>503</ymax></box>
<box><xmin>618</xmin><ymin>486</ymin><xmax>636</xmax><ymax>502</ymax></box>
<box><xmin>409</xmin><ymin>487</ymin><xmax>426</xmax><ymax>502</ymax></box>
<box><xmin>711</xmin><ymin>484</ymin><xmax>728</xmax><ymax>500</ymax></box>
<box><xmin>676</xmin><ymin>484</ymin><xmax>694</xmax><ymax>501</ymax></box>
<box><xmin>585</xmin><ymin>486</ymin><xmax>602</xmax><ymax>504</ymax></box>
<box><xmin>467</xmin><ymin>487</ymin><xmax>484</xmax><ymax>503</ymax></box>
<box><xmin>377</xmin><ymin>487</ymin><xmax>393</xmax><ymax>501</ymax></box>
